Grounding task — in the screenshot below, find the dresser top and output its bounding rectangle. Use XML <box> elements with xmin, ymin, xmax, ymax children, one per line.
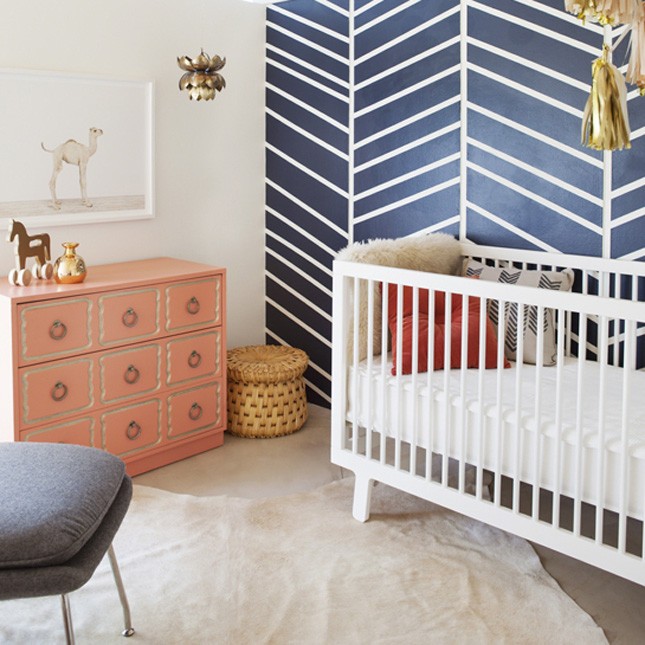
<box><xmin>0</xmin><ymin>257</ymin><xmax>225</xmax><ymax>303</ymax></box>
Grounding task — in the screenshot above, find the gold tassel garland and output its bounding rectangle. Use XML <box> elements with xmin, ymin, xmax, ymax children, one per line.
<box><xmin>626</xmin><ymin>2</ymin><xmax>645</xmax><ymax>94</ymax></box>
<box><xmin>565</xmin><ymin>0</ymin><xmax>640</xmax><ymax>24</ymax></box>
<box><xmin>581</xmin><ymin>45</ymin><xmax>632</xmax><ymax>149</ymax></box>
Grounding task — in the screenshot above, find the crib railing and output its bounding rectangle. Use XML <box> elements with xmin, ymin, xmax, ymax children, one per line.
<box><xmin>331</xmin><ymin>247</ymin><xmax>645</xmax><ymax>586</ymax></box>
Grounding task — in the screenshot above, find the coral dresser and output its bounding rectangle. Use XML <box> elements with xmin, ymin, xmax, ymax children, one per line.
<box><xmin>0</xmin><ymin>257</ymin><xmax>226</xmax><ymax>476</ymax></box>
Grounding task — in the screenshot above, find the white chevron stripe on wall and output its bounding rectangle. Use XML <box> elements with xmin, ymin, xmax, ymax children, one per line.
<box><xmin>266</xmin><ymin>0</ymin><xmax>350</xmax><ymax>404</ymax></box>
<box><xmin>612</xmin><ymin>19</ymin><xmax>645</xmax><ymax>261</ymax></box>
<box><xmin>265</xmin><ymin>0</ymin><xmax>645</xmax><ymax>404</ymax></box>
<box><xmin>464</xmin><ymin>0</ymin><xmax>605</xmax><ymax>255</ymax></box>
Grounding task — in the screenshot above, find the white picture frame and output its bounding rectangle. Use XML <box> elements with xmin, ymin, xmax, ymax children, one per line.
<box><xmin>0</xmin><ymin>69</ymin><xmax>154</xmax><ymax>228</ymax></box>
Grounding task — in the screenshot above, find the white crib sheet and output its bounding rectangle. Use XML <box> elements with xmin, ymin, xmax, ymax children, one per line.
<box><xmin>347</xmin><ymin>356</ymin><xmax>645</xmax><ymax>518</ymax></box>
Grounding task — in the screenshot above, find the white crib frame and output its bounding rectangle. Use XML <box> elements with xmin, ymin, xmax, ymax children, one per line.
<box><xmin>331</xmin><ymin>243</ymin><xmax>645</xmax><ymax>586</ymax></box>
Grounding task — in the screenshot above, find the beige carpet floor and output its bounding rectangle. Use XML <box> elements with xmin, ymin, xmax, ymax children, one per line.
<box><xmin>0</xmin><ymin>478</ymin><xmax>606</xmax><ymax>644</ymax></box>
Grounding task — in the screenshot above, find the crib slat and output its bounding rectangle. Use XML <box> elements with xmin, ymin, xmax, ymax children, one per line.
<box><xmin>365</xmin><ymin>279</ymin><xmax>374</xmax><ymax>461</ymax></box>
<box><xmin>494</xmin><ymin>299</ymin><xmax>506</xmax><ymax>507</ymax></box>
<box><xmin>612</xmin><ymin>273</ymin><xmax>621</xmax><ymax>367</ymax></box>
<box><xmin>618</xmin><ymin>319</ymin><xmax>634</xmax><ymax>555</ymax></box>
<box><xmin>379</xmin><ymin>283</ymin><xmax>389</xmax><ymax>466</ymax></box>
<box><xmin>532</xmin><ymin>305</ymin><xmax>545</xmax><ymax>522</ymax></box>
<box><xmin>595</xmin><ymin>315</ymin><xmax>609</xmax><ymax>545</ymax></box>
<box><xmin>395</xmin><ymin>283</ymin><xmax>404</xmax><ymax>471</ymax></box>
<box><xmin>442</xmin><ymin>291</ymin><xmax>452</xmax><ymax>488</ymax></box>
<box><xmin>476</xmin><ymin>295</ymin><xmax>487</xmax><ymax>501</ymax></box>
<box><xmin>426</xmin><ymin>289</ymin><xmax>436</xmax><ymax>483</ymax></box>
<box><xmin>573</xmin><ymin>313</ymin><xmax>588</xmax><ymax>538</ymax></box>
<box><xmin>512</xmin><ymin>304</ymin><xmax>525</xmax><ymax>515</ymax></box>
<box><xmin>351</xmin><ymin>277</ymin><xmax>360</xmax><ymax>455</ymax></box>
<box><xmin>552</xmin><ymin>307</ymin><xmax>565</xmax><ymax>529</ymax></box>
<box><xmin>410</xmin><ymin>286</ymin><xmax>420</xmax><ymax>477</ymax></box>
<box><xmin>457</xmin><ymin>289</ymin><xmax>470</xmax><ymax>492</ymax></box>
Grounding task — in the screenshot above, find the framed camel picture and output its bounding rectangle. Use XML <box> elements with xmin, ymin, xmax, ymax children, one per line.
<box><xmin>0</xmin><ymin>70</ymin><xmax>154</xmax><ymax>228</ymax></box>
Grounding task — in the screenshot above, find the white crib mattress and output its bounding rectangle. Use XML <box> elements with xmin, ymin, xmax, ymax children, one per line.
<box><xmin>347</xmin><ymin>356</ymin><xmax>645</xmax><ymax>517</ymax></box>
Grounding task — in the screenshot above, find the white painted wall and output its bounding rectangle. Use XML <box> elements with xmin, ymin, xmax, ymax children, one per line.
<box><xmin>0</xmin><ymin>0</ymin><xmax>266</xmax><ymax>348</ymax></box>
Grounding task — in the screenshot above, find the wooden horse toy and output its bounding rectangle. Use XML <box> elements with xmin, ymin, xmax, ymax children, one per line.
<box><xmin>6</xmin><ymin>219</ymin><xmax>53</xmax><ymax>286</ymax></box>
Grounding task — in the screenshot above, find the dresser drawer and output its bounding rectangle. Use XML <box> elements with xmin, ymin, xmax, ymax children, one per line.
<box><xmin>98</xmin><ymin>288</ymin><xmax>160</xmax><ymax>346</ymax></box>
<box><xmin>99</xmin><ymin>344</ymin><xmax>162</xmax><ymax>405</ymax></box>
<box><xmin>18</xmin><ymin>298</ymin><xmax>92</xmax><ymax>365</ymax></box>
<box><xmin>101</xmin><ymin>399</ymin><xmax>162</xmax><ymax>457</ymax></box>
<box><xmin>20</xmin><ymin>358</ymin><xmax>94</xmax><ymax>426</ymax></box>
<box><xmin>21</xmin><ymin>417</ymin><xmax>95</xmax><ymax>447</ymax></box>
<box><xmin>166</xmin><ymin>330</ymin><xmax>222</xmax><ymax>387</ymax></box>
<box><xmin>165</xmin><ymin>276</ymin><xmax>222</xmax><ymax>332</ymax></box>
<box><xmin>167</xmin><ymin>381</ymin><xmax>223</xmax><ymax>440</ymax></box>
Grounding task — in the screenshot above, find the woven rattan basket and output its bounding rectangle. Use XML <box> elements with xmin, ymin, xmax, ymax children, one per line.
<box><xmin>227</xmin><ymin>345</ymin><xmax>309</xmax><ymax>438</ymax></box>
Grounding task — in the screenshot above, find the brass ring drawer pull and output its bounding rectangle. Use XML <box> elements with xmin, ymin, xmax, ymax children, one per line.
<box><xmin>122</xmin><ymin>308</ymin><xmax>139</xmax><ymax>328</ymax></box>
<box><xmin>188</xmin><ymin>350</ymin><xmax>202</xmax><ymax>368</ymax></box>
<box><xmin>189</xmin><ymin>402</ymin><xmax>203</xmax><ymax>421</ymax></box>
<box><xmin>186</xmin><ymin>297</ymin><xmax>200</xmax><ymax>315</ymax></box>
<box><xmin>49</xmin><ymin>320</ymin><xmax>68</xmax><ymax>341</ymax></box>
<box><xmin>51</xmin><ymin>381</ymin><xmax>68</xmax><ymax>402</ymax></box>
<box><xmin>124</xmin><ymin>365</ymin><xmax>141</xmax><ymax>384</ymax></box>
<box><xmin>126</xmin><ymin>421</ymin><xmax>142</xmax><ymax>441</ymax></box>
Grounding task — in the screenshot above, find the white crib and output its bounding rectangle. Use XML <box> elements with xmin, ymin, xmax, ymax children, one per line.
<box><xmin>331</xmin><ymin>243</ymin><xmax>645</xmax><ymax>586</ymax></box>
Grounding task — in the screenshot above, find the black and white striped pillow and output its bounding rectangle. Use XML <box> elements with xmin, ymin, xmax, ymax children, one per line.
<box><xmin>465</xmin><ymin>260</ymin><xmax>575</xmax><ymax>366</ymax></box>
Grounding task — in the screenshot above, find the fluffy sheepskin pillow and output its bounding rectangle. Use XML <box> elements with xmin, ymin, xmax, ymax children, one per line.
<box><xmin>335</xmin><ymin>234</ymin><xmax>463</xmax><ymax>361</ymax></box>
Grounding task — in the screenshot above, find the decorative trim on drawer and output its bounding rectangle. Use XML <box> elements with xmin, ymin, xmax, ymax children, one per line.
<box><xmin>98</xmin><ymin>287</ymin><xmax>161</xmax><ymax>346</ymax></box>
<box><xmin>20</xmin><ymin>357</ymin><xmax>94</xmax><ymax>426</ymax></box>
<box><xmin>167</xmin><ymin>381</ymin><xmax>222</xmax><ymax>440</ymax></box>
<box><xmin>101</xmin><ymin>398</ymin><xmax>163</xmax><ymax>458</ymax></box>
<box><xmin>165</xmin><ymin>276</ymin><xmax>221</xmax><ymax>332</ymax></box>
<box><xmin>99</xmin><ymin>343</ymin><xmax>162</xmax><ymax>405</ymax></box>
<box><xmin>21</xmin><ymin>417</ymin><xmax>95</xmax><ymax>447</ymax></box>
<box><xmin>19</xmin><ymin>297</ymin><xmax>93</xmax><ymax>364</ymax></box>
<box><xmin>165</xmin><ymin>329</ymin><xmax>222</xmax><ymax>387</ymax></box>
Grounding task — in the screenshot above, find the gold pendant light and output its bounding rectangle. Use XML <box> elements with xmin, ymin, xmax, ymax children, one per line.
<box><xmin>177</xmin><ymin>49</ymin><xmax>226</xmax><ymax>101</ymax></box>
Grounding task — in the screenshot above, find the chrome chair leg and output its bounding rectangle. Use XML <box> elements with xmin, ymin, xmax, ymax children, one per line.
<box><xmin>60</xmin><ymin>594</ymin><xmax>76</xmax><ymax>645</ymax></box>
<box><xmin>107</xmin><ymin>544</ymin><xmax>135</xmax><ymax>637</ymax></box>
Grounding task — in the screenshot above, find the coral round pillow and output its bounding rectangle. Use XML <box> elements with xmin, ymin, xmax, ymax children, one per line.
<box><xmin>389</xmin><ymin>286</ymin><xmax>509</xmax><ymax>375</ymax></box>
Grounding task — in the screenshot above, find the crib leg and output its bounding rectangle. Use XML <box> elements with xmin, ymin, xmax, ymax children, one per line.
<box><xmin>352</xmin><ymin>475</ymin><xmax>374</xmax><ymax>522</ymax></box>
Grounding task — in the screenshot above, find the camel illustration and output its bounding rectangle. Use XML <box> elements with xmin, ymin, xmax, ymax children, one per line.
<box><xmin>41</xmin><ymin>127</ymin><xmax>103</xmax><ymax>210</ymax></box>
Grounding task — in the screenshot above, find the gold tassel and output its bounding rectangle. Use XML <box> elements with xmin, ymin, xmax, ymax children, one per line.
<box><xmin>565</xmin><ymin>0</ymin><xmax>639</xmax><ymax>24</ymax></box>
<box><xmin>565</xmin><ymin>0</ymin><xmax>596</xmax><ymax>22</ymax></box>
<box><xmin>626</xmin><ymin>1</ymin><xmax>645</xmax><ymax>94</ymax></box>
<box><xmin>582</xmin><ymin>45</ymin><xmax>632</xmax><ymax>149</ymax></box>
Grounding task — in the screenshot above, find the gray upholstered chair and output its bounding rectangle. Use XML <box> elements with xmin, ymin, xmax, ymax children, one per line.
<box><xmin>0</xmin><ymin>442</ymin><xmax>135</xmax><ymax>644</ymax></box>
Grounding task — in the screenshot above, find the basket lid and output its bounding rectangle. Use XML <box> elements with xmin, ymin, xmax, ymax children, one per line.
<box><xmin>227</xmin><ymin>345</ymin><xmax>308</xmax><ymax>384</ymax></box>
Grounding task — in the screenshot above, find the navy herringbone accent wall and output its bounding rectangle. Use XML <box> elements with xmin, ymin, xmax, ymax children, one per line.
<box><xmin>353</xmin><ymin>0</ymin><xmax>461</xmax><ymax>241</ymax></box>
<box><xmin>266</xmin><ymin>0</ymin><xmax>350</xmax><ymax>405</ymax></box>
<box><xmin>466</xmin><ymin>0</ymin><xmax>603</xmax><ymax>254</ymax></box>
<box><xmin>266</xmin><ymin>0</ymin><xmax>645</xmax><ymax>404</ymax></box>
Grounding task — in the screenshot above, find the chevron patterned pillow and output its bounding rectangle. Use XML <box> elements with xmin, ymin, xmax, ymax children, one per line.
<box><xmin>464</xmin><ymin>260</ymin><xmax>575</xmax><ymax>366</ymax></box>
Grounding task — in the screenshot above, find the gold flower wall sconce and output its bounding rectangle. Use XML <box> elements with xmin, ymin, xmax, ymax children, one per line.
<box><xmin>177</xmin><ymin>49</ymin><xmax>226</xmax><ymax>101</ymax></box>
